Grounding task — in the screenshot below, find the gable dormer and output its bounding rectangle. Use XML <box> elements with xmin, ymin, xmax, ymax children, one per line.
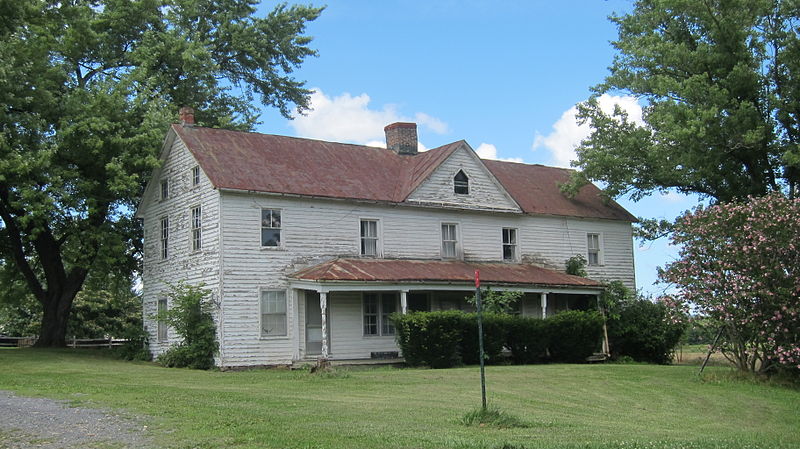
<box><xmin>405</xmin><ymin>142</ymin><xmax>520</xmax><ymax>212</ymax></box>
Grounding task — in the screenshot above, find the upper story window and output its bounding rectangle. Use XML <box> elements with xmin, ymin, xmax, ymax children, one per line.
<box><xmin>160</xmin><ymin>179</ymin><xmax>169</xmax><ymax>200</ymax></box>
<box><xmin>261</xmin><ymin>209</ymin><xmax>282</xmax><ymax>247</ymax></box>
<box><xmin>261</xmin><ymin>290</ymin><xmax>287</xmax><ymax>337</ymax></box>
<box><xmin>441</xmin><ymin>223</ymin><xmax>460</xmax><ymax>259</ymax></box>
<box><xmin>160</xmin><ymin>217</ymin><xmax>169</xmax><ymax>259</ymax></box>
<box><xmin>191</xmin><ymin>206</ymin><xmax>202</xmax><ymax>251</ymax></box>
<box><xmin>360</xmin><ymin>219</ymin><xmax>379</xmax><ymax>257</ymax></box>
<box><xmin>453</xmin><ymin>170</ymin><xmax>469</xmax><ymax>195</ymax></box>
<box><xmin>363</xmin><ymin>293</ymin><xmax>397</xmax><ymax>336</ymax></box>
<box><xmin>191</xmin><ymin>166</ymin><xmax>200</xmax><ymax>186</ymax></box>
<box><xmin>502</xmin><ymin>228</ymin><xmax>517</xmax><ymax>261</ymax></box>
<box><xmin>587</xmin><ymin>233</ymin><xmax>601</xmax><ymax>266</ymax></box>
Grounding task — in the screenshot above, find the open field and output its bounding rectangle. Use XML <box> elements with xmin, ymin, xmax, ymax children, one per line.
<box><xmin>0</xmin><ymin>348</ymin><xmax>798</xmax><ymax>449</ymax></box>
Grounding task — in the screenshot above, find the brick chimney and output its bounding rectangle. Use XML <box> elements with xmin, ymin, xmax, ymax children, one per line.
<box><xmin>179</xmin><ymin>106</ymin><xmax>195</xmax><ymax>126</ymax></box>
<box><xmin>384</xmin><ymin>122</ymin><xmax>418</xmax><ymax>155</ymax></box>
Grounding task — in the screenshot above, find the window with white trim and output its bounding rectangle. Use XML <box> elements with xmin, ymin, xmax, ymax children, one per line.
<box><xmin>191</xmin><ymin>166</ymin><xmax>200</xmax><ymax>186</ymax></box>
<box><xmin>261</xmin><ymin>209</ymin><xmax>282</xmax><ymax>247</ymax></box>
<box><xmin>454</xmin><ymin>170</ymin><xmax>469</xmax><ymax>194</ymax></box>
<box><xmin>160</xmin><ymin>179</ymin><xmax>169</xmax><ymax>200</ymax></box>
<box><xmin>260</xmin><ymin>290</ymin><xmax>287</xmax><ymax>337</ymax></box>
<box><xmin>363</xmin><ymin>293</ymin><xmax>398</xmax><ymax>336</ymax></box>
<box><xmin>360</xmin><ymin>219</ymin><xmax>379</xmax><ymax>257</ymax></box>
<box><xmin>157</xmin><ymin>298</ymin><xmax>168</xmax><ymax>341</ymax></box>
<box><xmin>441</xmin><ymin>223</ymin><xmax>459</xmax><ymax>259</ymax></box>
<box><xmin>160</xmin><ymin>217</ymin><xmax>169</xmax><ymax>259</ymax></box>
<box><xmin>191</xmin><ymin>206</ymin><xmax>202</xmax><ymax>251</ymax></box>
<box><xmin>587</xmin><ymin>233</ymin><xmax>601</xmax><ymax>266</ymax></box>
<box><xmin>502</xmin><ymin>228</ymin><xmax>517</xmax><ymax>261</ymax></box>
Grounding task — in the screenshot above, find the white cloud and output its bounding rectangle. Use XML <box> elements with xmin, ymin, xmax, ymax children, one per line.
<box><xmin>659</xmin><ymin>191</ymin><xmax>685</xmax><ymax>203</ymax></box>
<box><xmin>475</xmin><ymin>143</ymin><xmax>524</xmax><ymax>163</ymax></box>
<box><xmin>532</xmin><ymin>94</ymin><xmax>644</xmax><ymax>168</ymax></box>
<box><xmin>289</xmin><ymin>88</ymin><xmax>447</xmax><ymax>152</ymax></box>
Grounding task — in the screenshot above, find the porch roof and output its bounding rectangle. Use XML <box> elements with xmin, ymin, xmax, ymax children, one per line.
<box><xmin>290</xmin><ymin>258</ymin><xmax>602</xmax><ymax>289</ymax></box>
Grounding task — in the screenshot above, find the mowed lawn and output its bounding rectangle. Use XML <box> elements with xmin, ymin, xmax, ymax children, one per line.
<box><xmin>0</xmin><ymin>349</ymin><xmax>798</xmax><ymax>449</ymax></box>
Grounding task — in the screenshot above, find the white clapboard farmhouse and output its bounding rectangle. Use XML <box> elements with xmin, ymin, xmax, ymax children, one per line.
<box><xmin>137</xmin><ymin>109</ymin><xmax>637</xmax><ymax>368</ymax></box>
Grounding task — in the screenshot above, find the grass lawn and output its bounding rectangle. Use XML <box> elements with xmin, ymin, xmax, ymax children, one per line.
<box><xmin>0</xmin><ymin>348</ymin><xmax>798</xmax><ymax>449</ymax></box>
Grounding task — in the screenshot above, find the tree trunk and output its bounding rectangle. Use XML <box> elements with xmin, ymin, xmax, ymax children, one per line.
<box><xmin>34</xmin><ymin>294</ymin><xmax>73</xmax><ymax>347</ymax></box>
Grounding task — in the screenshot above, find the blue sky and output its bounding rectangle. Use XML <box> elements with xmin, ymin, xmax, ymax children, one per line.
<box><xmin>255</xmin><ymin>0</ymin><xmax>702</xmax><ymax>296</ymax></box>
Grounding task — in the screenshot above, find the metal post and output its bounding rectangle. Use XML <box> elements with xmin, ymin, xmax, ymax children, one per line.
<box><xmin>475</xmin><ymin>272</ymin><xmax>487</xmax><ymax>410</ymax></box>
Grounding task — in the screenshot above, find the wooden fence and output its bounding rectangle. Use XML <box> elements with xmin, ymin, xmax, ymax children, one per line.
<box><xmin>0</xmin><ymin>336</ymin><xmax>128</xmax><ymax>348</ymax></box>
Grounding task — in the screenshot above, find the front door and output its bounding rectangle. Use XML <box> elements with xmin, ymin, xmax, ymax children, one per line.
<box><xmin>305</xmin><ymin>291</ymin><xmax>329</xmax><ymax>356</ymax></box>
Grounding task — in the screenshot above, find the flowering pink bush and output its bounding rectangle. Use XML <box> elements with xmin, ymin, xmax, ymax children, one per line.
<box><xmin>659</xmin><ymin>193</ymin><xmax>800</xmax><ymax>375</ymax></box>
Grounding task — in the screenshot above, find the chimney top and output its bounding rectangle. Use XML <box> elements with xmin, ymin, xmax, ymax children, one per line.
<box><xmin>179</xmin><ymin>106</ymin><xmax>195</xmax><ymax>126</ymax></box>
<box><xmin>384</xmin><ymin>122</ymin><xmax>418</xmax><ymax>155</ymax></box>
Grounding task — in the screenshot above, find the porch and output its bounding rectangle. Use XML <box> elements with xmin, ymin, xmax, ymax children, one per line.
<box><xmin>289</xmin><ymin>258</ymin><xmax>605</xmax><ymax>362</ymax></box>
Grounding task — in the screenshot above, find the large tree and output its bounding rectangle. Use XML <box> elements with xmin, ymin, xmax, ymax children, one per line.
<box><xmin>0</xmin><ymin>0</ymin><xmax>322</xmax><ymax>346</ymax></box>
<box><xmin>569</xmin><ymin>0</ymin><xmax>800</xmax><ymax>204</ymax></box>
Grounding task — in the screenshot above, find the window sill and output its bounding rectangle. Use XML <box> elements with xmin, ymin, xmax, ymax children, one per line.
<box><xmin>259</xmin><ymin>335</ymin><xmax>290</xmax><ymax>341</ymax></box>
<box><xmin>362</xmin><ymin>335</ymin><xmax>396</xmax><ymax>339</ymax></box>
<box><xmin>260</xmin><ymin>246</ymin><xmax>286</xmax><ymax>251</ymax></box>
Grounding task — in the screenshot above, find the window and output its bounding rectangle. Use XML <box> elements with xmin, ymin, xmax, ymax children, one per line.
<box><xmin>191</xmin><ymin>166</ymin><xmax>200</xmax><ymax>186</ymax></box>
<box><xmin>160</xmin><ymin>179</ymin><xmax>169</xmax><ymax>200</ymax></box>
<box><xmin>261</xmin><ymin>290</ymin><xmax>287</xmax><ymax>337</ymax></box>
<box><xmin>502</xmin><ymin>228</ymin><xmax>517</xmax><ymax>261</ymax></box>
<box><xmin>587</xmin><ymin>233</ymin><xmax>601</xmax><ymax>266</ymax></box>
<box><xmin>191</xmin><ymin>206</ymin><xmax>202</xmax><ymax>251</ymax></box>
<box><xmin>157</xmin><ymin>299</ymin><xmax>167</xmax><ymax>341</ymax></box>
<box><xmin>160</xmin><ymin>217</ymin><xmax>169</xmax><ymax>259</ymax></box>
<box><xmin>454</xmin><ymin>170</ymin><xmax>469</xmax><ymax>194</ymax></box>
<box><xmin>261</xmin><ymin>209</ymin><xmax>282</xmax><ymax>247</ymax></box>
<box><xmin>441</xmin><ymin>223</ymin><xmax>459</xmax><ymax>258</ymax></box>
<box><xmin>363</xmin><ymin>293</ymin><xmax>398</xmax><ymax>336</ymax></box>
<box><xmin>360</xmin><ymin>219</ymin><xmax>379</xmax><ymax>256</ymax></box>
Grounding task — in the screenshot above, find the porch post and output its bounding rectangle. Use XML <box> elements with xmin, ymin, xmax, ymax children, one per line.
<box><xmin>400</xmin><ymin>290</ymin><xmax>408</xmax><ymax>314</ymax></box>
<box><xmin>319</xmin><ymin>291</ymin><xmax>329</xmax><ymax>359</ymax></box>
<box><xmin>598</xmin><ymin>293</ymin><xmax>610</xmax><ymax>354</ymax></box>
<box><xmin>540</xmin><ymin>292</ymin><xmax>548</xmax><ymax>319</ymax></box>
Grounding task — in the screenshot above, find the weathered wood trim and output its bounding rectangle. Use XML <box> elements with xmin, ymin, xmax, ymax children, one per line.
<box><xmin>288</xmin><ymin>279</ymin><xmax>602</xmax><ymax>295</ymax></box>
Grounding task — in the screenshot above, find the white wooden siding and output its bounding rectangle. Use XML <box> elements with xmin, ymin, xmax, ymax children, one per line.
<box><xmin>140</xmin><ymin>135</ymin><xmax>222</xmax><ymax>360</ymax></box>
<box><xmin>407</xmin><ymin>146</ymin><xmax>520</xmax><ymax>212</ymax></box>
<box><xmin>216</xmin><ymin>191</ymin><xmax>634</xmax><ymax>366</ymax></box>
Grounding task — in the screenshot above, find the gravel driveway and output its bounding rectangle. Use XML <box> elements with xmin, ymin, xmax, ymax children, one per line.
<box><xmin>0</xmin><ymin>390</ymin><xmax>156</xmax><ymax>449</ymax></box>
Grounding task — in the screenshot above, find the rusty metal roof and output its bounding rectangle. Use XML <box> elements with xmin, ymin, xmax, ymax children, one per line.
<box><xmin>291</xmin><ymin>258</ymin><xmax>602</xmax><ymax>288</ymax></box>
<box><xmin>483</xmin><ymin>160</ymin><xmax>638</xmax><ymax>222</ymax></box>
<box><xmin>173</xmin><ymin>124</ymin><xmax>636</xmax><ymax>221</ymax></box>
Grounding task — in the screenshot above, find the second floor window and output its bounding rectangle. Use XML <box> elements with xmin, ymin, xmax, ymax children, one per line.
<box><xmin>587</xmin><ymin>233</ymin><xmax>601</xmax><ymax>266</ymax></box>
<box><xmin>441</xmin><ymin>223</ymin><xmax>459</xmax><ymax>258</ymax></box>
<box><xmin>360</xmin><ymin>219</ymin><xmax>379</xmax><ymax>256</ymax></box>
<box><xmin>502</xmin><ymin>228</ymin><xmax>517</xmax><ymax>261</ymax></box>
<box><xmin>192</xmin><ymin>166</ymin><xmax>200</xmax><ymax>186</ymax></box>
<box><xmin>160</xmin><ymin>217</ymin><xmax>169</xmax><ymax>259</ymax></box>
<box><xmin>191</xmin><ymin>206</ymin><xmax>202</xmax><ymax>251</ymax></box>
<box><xmin>261</xmin><ymin>209</ymin><xmax>281</xmax><ymax>247</ymax></box>
<box><xmin>160</xmin><ymin>179</ymin><xmax>169</xmax><ymax>200</ymax></box>
<box><xmin>454</xmin><ymin>170</ymin><xmax>469</xmax><ymax>194</ymax></box>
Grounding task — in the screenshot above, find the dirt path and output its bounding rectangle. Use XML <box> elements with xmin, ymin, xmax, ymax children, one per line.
<box><xmin>0</xmin><ymin>390</ymin><xmax>156</xmax><ymax>449</ymax></box>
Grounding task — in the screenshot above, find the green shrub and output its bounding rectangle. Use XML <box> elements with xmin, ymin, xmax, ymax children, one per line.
<box><xmin>393</xmin><ymin>311</ymin><xmax>463</xmax><ymax>368</ymax></box>
<box><xmin>114</xmin><ymin>324</ymin><xmax>152</xmax><ymax>361</ymax></box>
<box><xmin>547</xmin><ymin>310</ymin><xmax>604</xmax><ymax>363</ymax></box>
<box><xmin>155</xmin><ymin>283</ymin><xmax>218</xmax><ymax>370</ymax></box>
<box><xmin>506</xmin><ymin>317</ymin><xmax>550</xmax><ymax>364</ymax></box>
<box><xmin>459</xmin><ymin>313</ymin><xmax>509</xmax><ymax>365</ymax></box>
<box><xmin>608</xmin><ymin>299</ymin><xmax>685</xmax><ymax>365</ymax></box>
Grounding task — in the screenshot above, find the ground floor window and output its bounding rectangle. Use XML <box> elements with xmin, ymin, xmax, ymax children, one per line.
<box><xmin>363</xmin><ymin>293</ymin><xmax>398</xmax><ymax>336</ymax></box>
<box><xmin>261</xmin><ymin>290</ymin><xmax>287</xmax><ymax>337</ymax></box>
<box><xmin>157</xmin><ymin>298</ymin><xmax>168</xmax><ymax>341</ymax></box>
